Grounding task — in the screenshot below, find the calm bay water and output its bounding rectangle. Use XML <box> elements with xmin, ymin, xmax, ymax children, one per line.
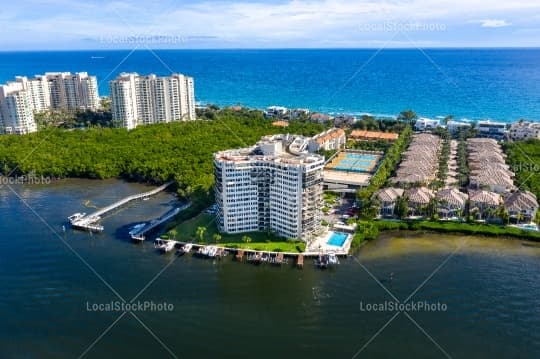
<box><xmin>1</xmin><ymin>179</ymin><xmax>540</xmax><ymax>358</ymax></box>
<box><xmin>0</xmin><ymin>49</ymin><xmax>540</xmax><ymax>121</ymax></box>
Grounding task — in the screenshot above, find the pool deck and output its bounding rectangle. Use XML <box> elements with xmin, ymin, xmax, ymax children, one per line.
<box><xmin>306</xmin><ymin>229</ymin><xmax>353</xmax><ymax>254</ymax></box>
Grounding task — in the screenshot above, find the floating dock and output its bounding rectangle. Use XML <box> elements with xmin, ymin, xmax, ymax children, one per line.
<box><xmin>131</xmin><ymin>202</ymin><xmax>191</xmax><ymax>241</ymax></box>
<box><xmin>68</xmin><ymin>181</ymin><xmax>174</xmax><ymax>232</ymax></box>
<box><xmin>170</xmin><ymin>242</ymin><xmax>346</xmax><ymax>269</ymax></box>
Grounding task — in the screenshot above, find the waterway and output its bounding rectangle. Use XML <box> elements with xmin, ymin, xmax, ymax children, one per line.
<box><xmin>1</xmin><ymin>179</ymin><xmax>539</xmax><ymax>358</ymax></box>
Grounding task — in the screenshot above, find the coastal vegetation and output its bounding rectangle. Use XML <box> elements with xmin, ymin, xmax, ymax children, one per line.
<box><xmin>503</xmin><ymin>139</ymin><xmax>540</xmax><ymax>198</ymax></box>
<box><xmin>456</xmin><ymin>130</ymin><xmax>470</xmax><ymax>187</ymax></box>
<box><xmin>357</xmin><ymin>125</ymin><xmax>413</xmax><ymax>217</ymax></box>
<box><xmin>432</xmin><ymin>128</ymin><xmax>450</xmax><ymax>189</ymax></box>
<box><xmin>0</xmin><ymin>109</ymin><xmax>326</xmax><ymax>210</ymax></box>
<box><xmin>34</xmin><ymin>108</ymin><xmax>114</xmax><ymax>129</ymax></box>
<box><xmin>369</xmin><ymin>219</ymin><xmax>540</xmax><ymax>241</ymax></box>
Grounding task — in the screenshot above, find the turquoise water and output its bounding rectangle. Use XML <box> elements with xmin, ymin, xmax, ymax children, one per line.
<box><xmin>327</xmin><ymin>232</ymin><xmax>348</xmax><ymax>247</ymax></box>
<box><xmin>0</xmin><ymin>49</ymin><xmax>540</xmax><ymax>121</ymax></box>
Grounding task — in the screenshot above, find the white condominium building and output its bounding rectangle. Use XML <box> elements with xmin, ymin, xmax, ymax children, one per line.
<box><xmin>44</xmin><ymin>72</ymin><xmax>100</xmax><ymax>110</ymax></box>
<box><xmin>0</xmin><ymin>72</ymin><xmax>100</xmax><ymax>135</ymax></box>
<box><xmin>14</xmin><ymin>76</ymin><xmax>51</xmax><ymax>111</ymax></box>
<box><xmin>477</xmin><ymin>120</ymin><xmax>507</xmax><ymax>140</ymax></box>
<box><xmin>109</xmin><ymin>73</ymin><xmax>196</xmax><ymax>130</ymax></box>
<box><xmin>0</xmin><ymin>82</ymin><xmax>37</xmax><ymax>135</ymax></box>
<box><xmin>214</xmin><ymin>134</ymin><xmax>325</xmax><ymax>241</ymax></box>
<box><xmin>509</xmin><ymin>121</ymin><xmax>540</xmax><ymax>141</ymax></box>
<box><xmin>308</xmin><ymin>128</ymin><xmax>346</xmax><ymax>152</ymax></box>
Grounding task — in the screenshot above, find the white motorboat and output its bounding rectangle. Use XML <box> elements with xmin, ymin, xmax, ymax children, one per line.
<box><xmin>68</xmin><ymin>212</ymin><xmax>86</xmax><ymax>224</ymax></box>
<box><xmin>128</xmin><ymin>223</ymin><xmax>146</xmax><ymax>235</ymax></box>
<box><xmin>161</xmin><ymin>241</ymin><xmax>176</xmax><ymax>253</ymax></box>
<box><xmin>328</xmin><ymin>252</ymin><xmax>340</xmax><ymax>266</ymax></box>
<box><xmin>198</xmin><ymin>246</ymin><xmax>210</xmax><ymax>256</ymax></box>
<box><xmin>206</xmin><ymin>246</ymin><xmax>218</xmax><ymax>258</ymax></box>
<box><xmin>177</xmin><ymin>243</ymin><xmax>193</xmax><ymax>255</ymax></box>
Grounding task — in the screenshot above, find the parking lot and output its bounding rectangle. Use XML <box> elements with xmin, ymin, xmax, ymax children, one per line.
<box><xmin>322</xmin><ymin>194</ymin><xmax>358</xmax><ymax>226</ymax></box>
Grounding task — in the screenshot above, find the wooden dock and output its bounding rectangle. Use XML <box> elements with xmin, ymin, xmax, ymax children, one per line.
<box><xmin>68</xmin><ymin>181</ymin><xmax>174</xmax><ymax>232</ymax></box>
<box><xmin>161</xmin><ymin>241</ymin><xmax>347</xmax><ymax>270</ymax></box>
<box><xmin>296</xmin><ymin>254</ymin><xmax>304</xmax><ymax>268</ymax></box>
<box><xmin>235</xmin><ymin>250</ymin><xmax>244</xmax><ymax>261</ymax></box>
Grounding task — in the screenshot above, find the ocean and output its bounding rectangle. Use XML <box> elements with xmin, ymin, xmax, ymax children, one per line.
<box><xmin>0</xmin><ymin>49</ymin><xmax>539</xmax><ymax>121</ymax></box>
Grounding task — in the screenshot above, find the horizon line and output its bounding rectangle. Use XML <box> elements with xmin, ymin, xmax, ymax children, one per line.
<box><xmin>1</xmin><ymin>46</ymin><xmax>540</xmax><ymax>53</ymax></box>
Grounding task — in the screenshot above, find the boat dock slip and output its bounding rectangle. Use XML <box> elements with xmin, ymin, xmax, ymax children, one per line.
<box><xmin>68</xmin><ymin>181</ymin><xmax>174</xmax><ymax>232</ymax></box>
<box><xmin>296</xmin><ymin>255</ymin><xmax>304</xmax><ymax>268</ymax></box>
<box><xmin>235</xmin><ymin>250</ymin><xmax>244</xmax><ymax>261</ymax></box>
<box><xmin>131</xmin><ymin>202</ymin><xmax>191</xmax><ymax>241</ymax></box>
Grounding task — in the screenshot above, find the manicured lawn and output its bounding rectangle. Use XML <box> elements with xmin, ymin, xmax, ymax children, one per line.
<box><xmin>165</xmin><ymin>213</ymin><xmax>306</xmax><ymax>252</ymax></box>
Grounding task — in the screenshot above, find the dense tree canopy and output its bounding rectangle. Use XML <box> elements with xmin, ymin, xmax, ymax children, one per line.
<box><xmin>503</xmin><ymin>139</ymin><xmax>540</xmax><ymax>198</ymax></box>
<box><xmin>0</xmin><ymin>109</ymin><xmax>327</xmax><ymax>207</ymax></box>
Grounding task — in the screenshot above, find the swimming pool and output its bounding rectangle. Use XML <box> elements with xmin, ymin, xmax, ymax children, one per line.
<box><xmin>327</xmin><ymin>232</ymin><xmax>349</xmax><ymax>247</ymax></box>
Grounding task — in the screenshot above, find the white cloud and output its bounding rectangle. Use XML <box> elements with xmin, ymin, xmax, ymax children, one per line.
<box><xmin>479</xmin><ymin>19</ymin><xmax>511</xmax><ymax>28</ymax></box>
<box><xmin>2</xmin><ymin>0</ymin><xmax>540</xmax><ymax>48</ymax></box>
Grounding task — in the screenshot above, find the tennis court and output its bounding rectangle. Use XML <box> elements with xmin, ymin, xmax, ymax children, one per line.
<box><xmin>326</xmin><ymin>152</ymin><xmax>382</xmax><ymax>174</ymax></box>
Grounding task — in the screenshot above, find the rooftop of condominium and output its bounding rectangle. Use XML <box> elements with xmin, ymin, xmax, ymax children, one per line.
<box><xmin>272</xmin><ymin>120</ymin><xmax>289</xmax><ymax>127</ymax></box>
<box><xmin>349</xmin><ymin>130</ymin><xmax>398</xmax><ymax>141</ymax></box>
<box><xmin>313</xmin><ymin>128</ymin><xmax>345</xmax><ymax>144</ymax></box>
<box><xmin>215</xmin><ymin>134</ymin><xmax>324</xmax><ymax>165</ymax></box>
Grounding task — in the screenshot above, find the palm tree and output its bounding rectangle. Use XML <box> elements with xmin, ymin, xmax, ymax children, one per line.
<box><xmin>196</xmin><ymin>226</ymin><xmax>207</xmax><ymax>242</ymax></box>
<box><xmin>213</xmin><ymin>233</ymin><xmax>222</xmax><ymax>244</ymax></box>
<box><xmin>242</xmin><ymin>235</ymin><xmax>252</xmax><ymax>244</ymax></box>
<box><xmin>397</xmin><ymin>109</ymin><xmax>418</xmax><ymax>124</ymax></box>
<box><xmin>516</xmin><ymin>212</ymin><xmax>524</xmax><ymax>224</ymax></box>
<box><xmin>443</xmin><ymin>115</ymin><xmax>454</xmax><ymax>126</ymax></box>
<box><xmin>169</xmin><ymin>229</ymin><xmax>178</xmax><ymax>240</ymax></box>
<box><xmin>496</xmin><ymin>205</ymin><xmax>510</xmax><ymax>224</ymax></box>
<box><xmin>394</xmin><ymin>196</ymin><xmax>409</xmax><ymax>219</ymax></box>
<box><xmin>428</xmin><ymin>198</ymin><xmax>439</xmax><ymax>219</ymax></box>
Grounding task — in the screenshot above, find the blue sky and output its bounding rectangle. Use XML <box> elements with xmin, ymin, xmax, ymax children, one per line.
<box><xmin>1</xmin><ymin>0</ymin><xmax>540</xmax><ymax>50</ymax></box>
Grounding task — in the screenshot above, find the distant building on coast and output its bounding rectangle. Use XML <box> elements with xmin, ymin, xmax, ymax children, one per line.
<box><xmin>0</xmin><ymin>82</ymin><xmax>37</xmax><ymax>135</ymax></box>
<box><xmin>214</xmin><ymin>134</ymin><xmax>325</xmax><ymax>241</ymax></box>
<box><xmin>308</xmin><ymin>128</ymin><xmax>346</xmax><ymax>152</ymax></box>
<box><xmin>0</xmin><ymin>72</ymin><xmax>99</xmax><ymax>134</ymax></box>
<box><xmin>109</xmin><ymin>73</ymin><xmax>196</xmax><ymax>130</ymax></box>
<box><xmin>349</xmin><ymin>130</ymin><xmax>399</xmax><ymax>143</ymax></box>
<box><xmin>414</xmin><ymin>118</ymin><xmax>440</xmax><ymax>131</ymax></box>
<box><xmin>509</xmin><ymin>121</ymin><xmax>540</xmax><ymax>141</ymax></box>
<box><xmin>477</xmin><ymin>120</ymin><xmax>507</xmax><ymax>140</ymax></box>
<box><xmin>446</xmin><ymin>120</ymin><xmax>472</xmax><ymax>133</ymax></box>
<box><xmin>264</xmin><ymin>106</ymin><xmax>288</xmax><ymax>118</ymax></box>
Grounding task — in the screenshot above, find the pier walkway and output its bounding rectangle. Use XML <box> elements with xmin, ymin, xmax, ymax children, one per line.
<box><xmin>69</xmin><ymin>181</ymin><xmax>174</xmax><ymax>232</ymax></box>
<box><xmin>131</xmin><ymin>202</ymin><xmax>191</xmax><ymax>241</ymax></box>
